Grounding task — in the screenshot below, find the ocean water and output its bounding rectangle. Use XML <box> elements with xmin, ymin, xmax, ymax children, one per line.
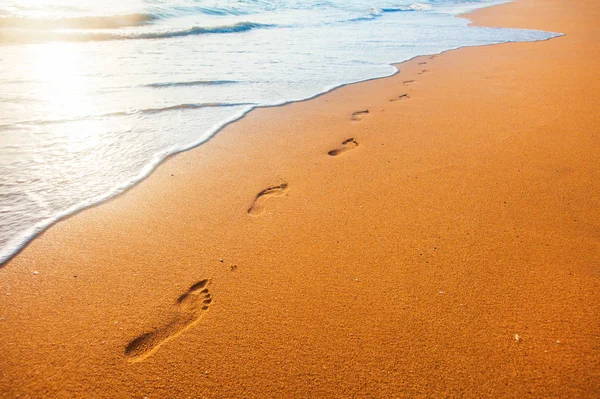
<box><xmin>0</xmin><ymin>0</ymin><xmax>559</xmax><ymax>264</ymax></box>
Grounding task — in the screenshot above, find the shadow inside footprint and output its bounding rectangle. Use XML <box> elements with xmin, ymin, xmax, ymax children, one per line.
<box><xmin>328</xmin><ymin>138</ymin><xmax>359</xmax><ymax>156</ymax></box>
<box><xmin>125</xmin><ymin>279</ymin><xmax>212</xmax><ymax>363</ymax></box>
<box><xmin>403</xmin><ymin>80</ymin><xmax>415</xmax><ymax>85</ymax></box>
<box><xmin>247</xmin><ymin>183</ymin><xmax>289</xmax><ymax>216</ymax></box>
<box><xmin>351</xmin><ymin>110</ymin><xmax>369</xmax><ymax>122</ymax></box>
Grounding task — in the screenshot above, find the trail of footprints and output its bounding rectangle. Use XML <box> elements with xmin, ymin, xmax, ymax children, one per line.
<box><xmin>125</xmin><ymin>280</ymin><xmax>212</xmax><ymax>362</ymax></box>
<box><xmin>124</xmin><ymin>65</ymin><xmax>426</xmax><ymax>362</ymax></box>
<box><xmin>245</xmin><ymin>65</ymin><xmax>423</xmax><ymax>216</ymax></box>
<box><xmin>245</xmin><ymin>66</ymin><xmax>424</xmax><ymax>217</ymax></box>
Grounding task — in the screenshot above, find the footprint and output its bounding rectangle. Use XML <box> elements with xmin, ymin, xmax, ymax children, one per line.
<box><xmin>418</xmin><ymin>70</ymin><xmax>429</xmax><ymax>75</ymax></box>
<box><xmin>328</xmin><ymin>138</ymin><xmax>359</xmax><ymax>156</ymax></box>
<box><xmin>125</xmin><ymin>279</ymin><xmax>212</xmax><ymax>362</ymax></box>
<box><xmin>403</xmin><ymin>80</ymin><xmax>415</xmax><ymax>86</ymax></box>
<box><xmin>390</xmin><ymin>93</ymin><xmax>410</xmax><ymax>102</ymax></box>
<box><xmin>351</xmin><ymin>110</ymin><xmax>369</xmax><ymax>122</ymax></box>
<box><xmin>419</xmin><ymin>62</ymin><xmax>427</xmax><ymax>65</ymax></box>
<box><xmin>247</xmin><ymin>183</ymin><xmax>289</xmax><ymax>216</ymax></box>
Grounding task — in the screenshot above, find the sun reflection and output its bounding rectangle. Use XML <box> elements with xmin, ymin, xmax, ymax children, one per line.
<box><xmin>23</xmin><ymin>42</ymin><xmax>105</xmax><ymax>154</ymax></box>
<box><xmin>27</xmin><ymin>42</ymin><xmax>96</xmax><ymax>118</ymax></box>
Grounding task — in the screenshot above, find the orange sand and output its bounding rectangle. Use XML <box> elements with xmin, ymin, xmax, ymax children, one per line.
<box><xmin>1</xmin><ymin>0</ymin><xmax>599</xmax><ymax>397</ymax></box>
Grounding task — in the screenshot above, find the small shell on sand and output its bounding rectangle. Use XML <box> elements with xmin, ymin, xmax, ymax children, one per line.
<box><xmin>515</xmin><ymin>334</ymin><xmax>522</xmax><ymax>342</ymax></box>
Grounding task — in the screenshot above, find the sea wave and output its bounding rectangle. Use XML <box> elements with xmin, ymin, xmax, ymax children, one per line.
<box><xmin>145</xmin><ymin>80</ymin><xmax>239</xmax><ymax>88</ymax></box>
<box><xmin>137</xmin><ymin>102</ymin><xmax>253</xmax><ymax>114</ymax></box>
<box><xmin>0</xmin><ymin>102</ymin><xmax>255</xmax><ymax>129</ymax></box>
<box><xmin>0</xmin><ymin>13</ymin><xmax>157</xmax><ymax>30</ymax></box>
<box><xmin>381</xmin><ymin>4</ymin><xmax>434</xmax><ymax>13</ymax></box>
<box><xmin>0</xmin><ymin>21</ymin><xmax>273</xmax><ymax>44</ymax></box>
<box><xmin>346</xmin><ymin>4</ymin><xmax>433</xmax><ymax>23</ymax></box>
<box><xmin>184</xmin><ymin>6</ymin><xmax>249</xmax><ymax>16</ymax></box>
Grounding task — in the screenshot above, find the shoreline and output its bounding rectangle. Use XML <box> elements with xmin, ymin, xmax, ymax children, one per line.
<box><xmin>1</xmin><ymin>0</ymin><xmax>599</xmax><ymax>397</ymax></box>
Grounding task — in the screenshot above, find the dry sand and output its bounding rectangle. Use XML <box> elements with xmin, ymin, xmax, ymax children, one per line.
<box><xmin>1</xmin><ymin>0</ymin><xmax>599</xmax><ymax>397</ymax></box>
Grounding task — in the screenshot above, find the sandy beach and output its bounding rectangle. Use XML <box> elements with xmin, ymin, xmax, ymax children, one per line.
<box><xmin>1</xmin><ymin>0</ymin><xmax>599</xmax><ymax>397</ymax></box>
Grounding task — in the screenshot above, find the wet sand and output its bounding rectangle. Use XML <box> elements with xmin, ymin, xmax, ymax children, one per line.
<box><xmin>1</xmin><ymin>0</ymin><xmax>599</xmax><ymax>397</ymax></box>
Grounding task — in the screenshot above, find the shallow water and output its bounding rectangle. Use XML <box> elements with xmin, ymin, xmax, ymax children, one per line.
<box><xmin>0</xmin><ymin>0</ymin><xmax>560</xmax><ymax>264</ymax></box>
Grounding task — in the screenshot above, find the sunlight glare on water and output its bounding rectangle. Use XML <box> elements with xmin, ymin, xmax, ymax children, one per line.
<box><xmin>29</xmin><ymin>43</ymin><xmax>96</xmax><ymax>119</ymax></box>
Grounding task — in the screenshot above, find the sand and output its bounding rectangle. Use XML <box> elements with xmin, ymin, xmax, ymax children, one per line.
<box><xmin>1</xmin><ymin>0</ymin><xmax>599</xmax><ymax>397</ymax></box>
